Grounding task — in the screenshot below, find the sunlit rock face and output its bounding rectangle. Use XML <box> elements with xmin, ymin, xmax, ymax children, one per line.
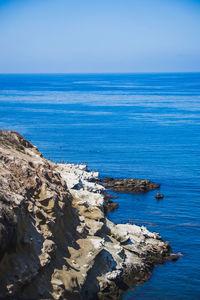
<box><xmin>0</xmin><ymin>130</ymin><xmax>172</xmax><ymax>300</ymax></box>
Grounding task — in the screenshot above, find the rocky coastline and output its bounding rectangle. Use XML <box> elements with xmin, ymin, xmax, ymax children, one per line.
<box><xmin>0</xmin><ymin>130</ymin><xmax>177</xmax><ymax>299</ymax></box>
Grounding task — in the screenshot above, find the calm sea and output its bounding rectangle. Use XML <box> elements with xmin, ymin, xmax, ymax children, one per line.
<box><xmin>0</xmin><ymin>73</ymin><xmax>200</xmax><ymax>299</ymax></box>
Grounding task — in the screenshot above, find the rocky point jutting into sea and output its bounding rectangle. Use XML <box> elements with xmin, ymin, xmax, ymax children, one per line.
<box><xmin>0</xmin><ymin>130</ymin><xmax>178</xmax><ymax>300</ymax></box>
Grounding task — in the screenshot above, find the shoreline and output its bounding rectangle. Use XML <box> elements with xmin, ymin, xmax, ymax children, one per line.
<box><xmin>0</xmin><ymin>130</ymin><xmax>179</xmax><ymax>299</ymax></box>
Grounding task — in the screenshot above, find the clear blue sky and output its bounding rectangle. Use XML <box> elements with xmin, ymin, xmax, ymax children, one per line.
<box><xmin>0</xmin><ymin>0</ymin><xmax>200</xmax><ymax>73</ymax></box>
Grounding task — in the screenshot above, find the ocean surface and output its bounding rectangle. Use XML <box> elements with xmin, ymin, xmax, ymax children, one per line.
<box><xmin>0</xmin><ymin>73</ymin><xmax>200</xmax><ymax>299</ymax></box>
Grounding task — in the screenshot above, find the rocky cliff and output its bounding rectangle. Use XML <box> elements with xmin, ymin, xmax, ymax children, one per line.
<box><xmin>0</xmin><ymin>130</ymin><xmax>173</xmax><ymax>300</ymax></box>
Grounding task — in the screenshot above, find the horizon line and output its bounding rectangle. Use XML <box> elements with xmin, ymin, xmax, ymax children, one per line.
<box><xmin>0</xmin><ymin>71</ymin><xmax>200</xmax><ymax>75</ymax></box>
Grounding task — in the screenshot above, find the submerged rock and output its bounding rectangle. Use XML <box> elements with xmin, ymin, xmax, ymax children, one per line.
<box><xmin>0</xmin><ymin>130</ymin><xmax>175</xmax><ymax>300</ymax></box>
<box><xmin>168</xmin><ymin>252</ymin><xmax>183</xmax><ymax>262</ymax></box>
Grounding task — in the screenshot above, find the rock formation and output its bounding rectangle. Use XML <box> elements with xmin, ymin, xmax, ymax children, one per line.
<box><xmin>0</xmin><ymin>130</ymin><xmax>174</xmax><ymax>300</ymax></box>
<box><xmin>155</xmin><ymin>193</ymin><xmax>164</xmax><ymax>199</ymax></box>
<box><xmin>100</xmin><ymin>177</ymin><xmax>160</xmax><ymax>193</ymax></box>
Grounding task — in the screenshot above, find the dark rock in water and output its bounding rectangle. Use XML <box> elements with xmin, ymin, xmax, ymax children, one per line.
<box><xmin>101</xmin><ymin>177</ymin><xmax>114</xmax><ymax>183</ymax></box>
<box><xmin>104</xmin><ymin>192</ymin><xmax>118</xmax><ymax>200</ymax></box>
<box><xmin>168</xmin><ymin>252</ymin><xmax>183</xmax><ymax>262</ymax></box>
<box><xmin>100</xmin><ymin>178</ymin><xmax>160</xmax><ymax>193</ymax></box>
<box><xmin>155</xmin><ymin>193</ymin><xmax>164</xmax><ymax>199</ymax></box>
<box><xmin>103</xmin><ymin>192</ymin><xmax>119</xmax><ymax>212</ymax></box>
<box><xmin>105</xmin><ymin>200</ymin><xmax>119</xmax><ymax>212</ymax></box>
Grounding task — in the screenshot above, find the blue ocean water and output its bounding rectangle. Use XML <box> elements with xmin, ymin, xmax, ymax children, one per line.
<box><xmin>0</xmin><ymin>73</ymin><xmax>200</xmax><ymax>299</ymax></box>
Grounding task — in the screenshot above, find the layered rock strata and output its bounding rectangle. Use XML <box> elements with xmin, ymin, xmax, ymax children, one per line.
<box><xmin>0</xmin><ymin>130</ymin><xmax>173</xmax><ymax>300</ymax></box>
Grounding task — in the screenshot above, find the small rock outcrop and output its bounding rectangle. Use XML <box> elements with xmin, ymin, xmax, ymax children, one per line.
<box><xmin>0</xmin><ymin>130</ymin><xmax>174</xmax><ymax>300</ymax></box>
<box><xmin>100</xmin><ymin>177</ymin><xmax>160</xmax><ymax>193</ymax></box>
<box><xmin>155</xmin><ymin>193</ymin><xmax>164</xmax><ymax>199</ymax></box>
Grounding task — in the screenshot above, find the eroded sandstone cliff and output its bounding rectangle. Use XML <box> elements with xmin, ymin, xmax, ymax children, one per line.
<box><xmin>0</xmin><ymin>130</ymin><xmax>173</xmax><ymax>300</ymax></box>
